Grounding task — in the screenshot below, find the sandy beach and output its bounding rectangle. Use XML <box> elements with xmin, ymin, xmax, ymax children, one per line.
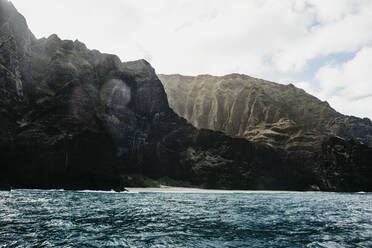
<box><xmin>126</xmin><ymin>185</ymin><xmax>295</xmax><ymax>193</ymax></box>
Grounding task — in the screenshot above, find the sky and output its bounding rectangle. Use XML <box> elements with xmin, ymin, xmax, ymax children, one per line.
<box><xmin>11</xmin><ymin>0</ymin><xmax>372</xmax><ymax>119</ymax></box>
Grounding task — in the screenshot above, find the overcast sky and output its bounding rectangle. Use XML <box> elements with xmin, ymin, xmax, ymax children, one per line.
<box><xmin>11</xmin><ymin>0</ymin><xmax>372</xmax><ymax>119</ymax></box>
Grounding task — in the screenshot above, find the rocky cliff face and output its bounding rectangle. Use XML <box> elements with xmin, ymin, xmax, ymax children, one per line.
<box><xmin>159</xmin><ymin>74</ymin><xmax>372</xmax><ymax>148</ymax></box>
<box><xmin>0</xmin><ymin>0</ymin><xmax>371</xmax><ymax>191</ymax></box>
<box><xmin>0</xmin><ymin>0</ymin><xmax>303</xmax><ymax>191</ymax></box>
<box><xmin>158</xmin><ymin>74</ymin><xmax>372</xmax><ymax>191</ymax></box>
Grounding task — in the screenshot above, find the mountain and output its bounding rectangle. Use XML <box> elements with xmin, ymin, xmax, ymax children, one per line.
<box><xmin>159</xmin><ymin>74</ymin><xmax>372</xmax><ymax>148</ymax></box>
<box><xmin>0</xmin><ymin>0</ymin><xmax>371</xmax><ymax>191</ymax></box>
<box><xmin>158</xmin><ymin>74</ymin><xmax>372</xmax><ymax>191</ymax></box>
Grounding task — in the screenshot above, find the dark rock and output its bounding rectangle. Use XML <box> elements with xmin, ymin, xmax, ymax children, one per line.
<box><xmin>317</xmin><ymin>136</ymin><xmax>372</xmax><ymax>192</ymax></box>
<box><xmin>0</xmin><ymin>186</ymin><xmax>11</xmax><ymax>191</ymax></box>
<box><xmin>158</xmin><ymin>74</ymin><xmax>372</xmax><ymax>191</ymax></box>
<box><xmin>0</xmin><ymin>0</ymin><xmax>370</xmax><ymax>192</ymax></box>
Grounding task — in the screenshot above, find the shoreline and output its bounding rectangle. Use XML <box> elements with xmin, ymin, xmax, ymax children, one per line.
<box><xmin>1</xmin><ymin>186</ymin><xmax>296</xmax><ymax>193</ymax></box>
<box><xmin>125</xmin><ymin>186</ymin><xmax>299</xmax><ymax>193</ymax></box>
<box><xmin>3</xmin><ymin>187</ymin><xmax>369</xmax><ymax>194</ymax></box>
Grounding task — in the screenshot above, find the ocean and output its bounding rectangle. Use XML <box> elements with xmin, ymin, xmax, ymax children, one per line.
<box><xmin>0</xmin><ymin>190</ymin><xmax>371</xmax><ymax>247</ymax></box>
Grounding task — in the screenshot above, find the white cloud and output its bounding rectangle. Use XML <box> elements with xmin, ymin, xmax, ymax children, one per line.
<box><xmin>327</xmin><ymin>95</ymin><xmax>372</xmax><ymax>120</ymax></box>
<box><xmin>272</xmin><ymin>0</ymin><xmax>372</xmax><ymax>72</ymax></box>
<box><xmin>312</xmin><ymin>46</ymin><xmax>372</xmax><ymax>118</ymax></box>
<box><xmin>9</xmin><ymin>0</ymin><xmax>372</xmax><ymax>119</ymax></box>
<box><xmin>316</xmin><ymin>46</ymin><xmax>372</xmax><ymax>98</ymax></box>
<box><xmin>308</xmin><ymin>0</ymin><xmax>364</xmax><ymax>24</ymax></box>
<box><xmin>13</xmin><ymin>0</ymin><xmax>372</xmax><ymax>75</ymax></box>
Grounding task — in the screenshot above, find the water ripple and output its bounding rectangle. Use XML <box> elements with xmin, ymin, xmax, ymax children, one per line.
<box><xmin>0</xmin><ymin>190</ymin><xmax>371</xmax><ymax>247</ymax></box>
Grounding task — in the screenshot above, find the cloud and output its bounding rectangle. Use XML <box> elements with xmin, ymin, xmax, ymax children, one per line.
<box><xmin>9</xmin><ymin>0</ymin><xmax>372</xmax><ymax>119</ymax></box>
<box><xmin>316</xmin><ymin>46</ymin><xmax>372</xmax><ymax>97</ymax></box>
<box><xmin>14</xmin><ymin>0</ymin><xmax>371</xmax><ymax>74</ymax></box>
<box><xmin>328</xmin><ymin>95</ymin><xmax>372</xmax><ymax>120</ymax></box>
<box><xmin>272</xmin><ymin>0</ymin><xmax>372</xmax><ymax>72</ymax></box>
<box><xmin>309</xmin><ymin>46</ymin><xmax>372</xmax><ymax>118</ymax></box>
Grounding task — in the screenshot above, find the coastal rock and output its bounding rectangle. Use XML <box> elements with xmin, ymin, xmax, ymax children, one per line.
<box><xmin>159</xmin><ymin>74</ymin><xmax>372</xmax><ymax>191</ymax></box>
<box><xmin>0</xmin><ymin>0</ymin><xmax>370</xmax><ymax>191</ymax></box>
<box><xmin>0</xmin><ymin>0</ymin><xmax>308</xmax><ymax>191</ymax></box>
<box><xmin>318</xmin><ymin>136</ymin><xmax>372</xmax><ymax>191</ymax></box>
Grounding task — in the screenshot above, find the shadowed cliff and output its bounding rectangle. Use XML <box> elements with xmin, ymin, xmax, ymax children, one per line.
<box><xmin>159</xmin><ymin>74</ymin><xmax>372</xmax><ymax>191</ymax></box>
<box><xmin>0</xmin><ymin>0</ymin><xmax>371</xmax><ymax>191</ymax></box>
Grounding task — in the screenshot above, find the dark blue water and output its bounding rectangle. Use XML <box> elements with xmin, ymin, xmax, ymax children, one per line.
<box><xmin>0</xmin><ymin>190</ymin><xmax>371</xmax><ymax>248</ymax></box>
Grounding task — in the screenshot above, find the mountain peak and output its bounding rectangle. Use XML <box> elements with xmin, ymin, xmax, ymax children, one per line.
<box><xmin>159</xmin><ymin>73</ymin><xmax>372</xmax><ymax>148</ymax></box>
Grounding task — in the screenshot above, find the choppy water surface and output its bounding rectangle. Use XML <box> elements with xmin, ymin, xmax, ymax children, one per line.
<box><xmin>0</xmin><ymin>190</ymin><xmax>371</xmax><ymax>248</ymax></box>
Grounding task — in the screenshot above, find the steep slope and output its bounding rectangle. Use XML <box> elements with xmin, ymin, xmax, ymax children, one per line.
<box><xmin>159</xmin><ymin>74</ymin><xmax>372</xmax><ymax>149</ymax></box>
<box><xmin>0</xmin><ymin>0</ymin><xmax>306</xmax><ymax>191</ymax></box>
<box><xmin>159</xmin><ymin>75</ymin><xmax>372</xmax><ymax>191</ymax></box>
<box><xmin>0</xmin><ymin>0</ymin><xmax>371</xmax><ymax>191</ymax></box>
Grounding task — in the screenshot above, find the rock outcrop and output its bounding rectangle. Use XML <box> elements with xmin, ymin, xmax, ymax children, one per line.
<box><xmin>0</xmin><ymin>0</ymin><xmax>371</xmax><ymax>191</ymax></box>
<box><xmin>159</xmin><ymin>74</ymin><xmax>372</xmax><ymax>148</ymax></box>
<box><xmin>158</xmin><ymin>74</ymin><xmax>372</xmax><ymax>191</ymax></box>
<box><xmin>0</xmin><ymin>0</ymin><xmax>300</xmax><ymax>191</ymax></box>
